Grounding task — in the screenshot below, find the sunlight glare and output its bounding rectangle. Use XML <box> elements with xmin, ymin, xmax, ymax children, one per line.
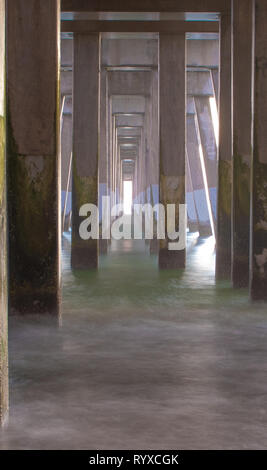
<box><xmin>123</xmin><ymin>181</ymin><xmax>132</xmax><ymax>215</ymax></box>
<box><xmin>209</xmin><ymin>96</ymin><xmax>219</xmax><ymax>147</ymax></box>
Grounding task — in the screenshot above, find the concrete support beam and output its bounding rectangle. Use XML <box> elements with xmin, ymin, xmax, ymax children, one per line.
<box><xmin>144</xmin><ymin>87</ymin><xmax>152</xmax><ymax>204</ymax></box>
<box><xmin>216</xmin><ymin>13</ymin><xmax>232</xmax><ymax>279</ymax></box>
<box><xmin>150</xmin><ymin>69</ymin><xmax>159</xmax><ymax>194</ymax></box>
<box><xmin>7</xmin><ymin>0</ymin><xmax>61</xmax><ymax>314</ymax></box>
<box><xmin>115</xmin><ymin>129</ymin><xmax>120</xmax><ymax>205</ymax></box>
<box><xmin>250</xmin><ymin>0</ymin><xmax>267</xmax><ymax>300</ymax></box>
<box><xmin>112</xmin><ymin>95</ymin><xmax>145</xmax><ymax>114</ymax></box>
<box><xmin>186</xmin><ymin>150</ymin><xmax>200</xmax><ymax>233</ymax></box>
<box><xmin>108</xmin><ymin>70</ymin><xmax>151</xmax><ymax>96</ymax></box>
<box><xmin>107</xmin><ymin>99</ymin><xmax>113</xmax><ymax>209</ymax></box>
<box><xmin>99</xmin><ymin>68</ymin><xmax>108</xmax><ymax>254</ymax></box>
<box><xmin>149</xmin><ymin>69</ymin><xmax>160</xmax><ymax>254</ymax></box>
<box><xmin>139</xmin><ymin>127</ymin><xmax>146</xmax><ymax>205</ymax></box>
<box><xmin>61</xmin><ymin>113</ymin><xmax>73</xmax><ymax>230</ymax></box>
<box><xmin>159</xmin><ymin>34</ymin><xmax>186</xmax><ymax>269</ymax></box>
<box><xmin>62</xmin><ymin>0</ymin><xmax>230</xmax><ymax>13</ymax></box>
<box><xmin>72</xmin><ymin>34</ymin><xmax>100</xmax><ymax>269</ymax></box>
<box><xmin>61</xmin><ymin>115</ymin><xmax>73</xmax><ymax>192</ymax></box>
<box><xmin>61</xmin><ymin>38</ymin><xmax>73</xmax><ymax>67</ymax></box>
<box><xmin>113</xmin><ymin>116</ymin><xmax>118</xmax><ymax>206</ymax></box>
<box><xmin>102</xmin><ymin>38</ymin><xmax>158</xmax><ymax>68</ymax></box>
<box><xmin>187</xmin><ymin>112</ymin><xmax>212</xmax><ymax>236</ymax></box>
<box><xmin>232</xmin><ymin>0</ymin><xmax>254</xmax><ymax>288</ymax></box>
<box><xmin>61</xmin><ymin>20</ymin><xmax>219</xmax><ymax>34</ymax></box>
<box><xmin>115</xmin><ymin>114</ymin><xmax>144</xmax><ymax>128</ymax></box>
<box><xmin>187</xmin><ymin>40</ymin><xmax>219</xmax><ymax>69</ymax></box>
<box><xmin>194</xmin><ymin>96</ymin><xmax>218</xmax><ymax>227</ymax></box>
<box><xmin>187</xmin><ymin>70</ymin><xmax>214</xmax><ymax>96</ymax></box>
<box><xmin>0</xmin><ymin>0</ymin><xmax>8</xmax><ymax>424</ymax></box>
<box><xmin>211</xmin><ymin>69</ymin><xmax>219</xmax><ymax>105</ymax></box>
<box><xmin>61</xmin><ymin>70</ymin><xmax>72</xmax><ymax>95</ymax></box>
<box><xmin>111</xmin><ymin>116</ymin><xmax>117</xmax><ymax>207</ymax></box>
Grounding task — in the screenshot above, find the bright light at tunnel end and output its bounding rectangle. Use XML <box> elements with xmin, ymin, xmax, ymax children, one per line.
<box><xmin>123</xmin><ymin>181</ymin><xmax>132</xmax><ymax>215</ymax></box>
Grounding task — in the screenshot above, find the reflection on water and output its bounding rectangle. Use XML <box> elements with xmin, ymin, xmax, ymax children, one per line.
<box><xmin>1</xmin><ymin>235</ymin><xmax>267</xmax><ymax>450</ymax></box>
<box><xmin>62</xmin><ymin>234</ymin><xmax>217</xmax><ymax>317</ymax></box>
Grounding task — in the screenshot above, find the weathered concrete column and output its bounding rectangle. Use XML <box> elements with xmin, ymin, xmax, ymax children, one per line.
<box><xmin>150</xmin><ymin>69</ymin><xmax>159</xmax><ymax>254</ymax></box>
<box><xmin>7</xmin><ymin>0</ymin><xmax>61</xmax><ymax>314</ymax></box>
<box><xmin>72</xmin><ymin>34</ymin><xmax>100</xmax><ymax>269</ymax></box>
<box><xmin>194</xmin><ymin>95</ymin><xmax>218</xmax><ymax>229</ymax></box>
<box><xmin>112</xmin><ymin>114</ymin><xmax>116</xmax><ymax>208</ymax></box>
<box><xmin>232</xmin><ymin>0</ymin><xmax>254</xmax><ymax>288</ymax></box>
<box><xmin>108</xmin><ymin>98</ymin><xmax>114</xmax><ymax>209</ymax></box>
<box><xmin>0</xmin><ymin>0</ymin><xmax>8</xmax><ymax>424</ymax></box>
<box><xmin>216</xmin><ymin>13</ymin><xmax>232</xmax><ymax>280</ymax></box>
<box><xmin>61</xmin><ymin>112</ymin><xmax>73</xmax><ymax>232</ymax></box>
<box><xmin>99</xmin><ymin>67</ymin><xmax>108</xmax><ymax>254</ymax></box>
<box><xmin>150</xmin><ymin>69</ymin><xmax>159</xmax><ymax>204</ymax></box>
<box><xmin>250</xmin><ymin>0</ymin><xmax>267</xmax><ymax>300</ymax></box>
<box><xmin>116</xmin><ymin>140</ymin><xmax>121</xmax><ymax>204</ymax></box>
<box><xmin>114</xmin><ymin>126</ymin><xmax>119</xmax><ymax>205</ymax></box>
<box><xmin>159</xmin><ymin>34</ymin><xmax>186</xmax><ymax>269</ymax></box>
<box><xmin>187</xmin><ymin>111</ymin><xmax>212</xmax><ymax>237</ymax></box>
<box><xmin>186</xmin><ymin>149</ymin><xmax>199</xmax><ymax>233</ymax></box>
<box><xmin>144</xmin><ymin>90</ymin><xmax>152</xmax><ymax>204</ymax></box>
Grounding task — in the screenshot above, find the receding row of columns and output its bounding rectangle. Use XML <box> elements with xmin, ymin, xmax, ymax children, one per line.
<box><xmin>69</xmin><ymin>37</ymin><xmax>219</xmax><ymax>268</ymax></box>
<box><xmin>71</xmin><ymin>32</ymin><xmax>186</xmax><ymax>270</ymax></box>
<box><xmin>3</xmin><ymin>1</ymin><xmax>267</xmax><ymax>303</ymax></box>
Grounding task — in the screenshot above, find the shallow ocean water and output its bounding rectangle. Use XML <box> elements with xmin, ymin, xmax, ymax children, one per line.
<box><xmin>1</xmin><ymin>234</ymin><xmax>267</xmax><ymax>449</ymax></box>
